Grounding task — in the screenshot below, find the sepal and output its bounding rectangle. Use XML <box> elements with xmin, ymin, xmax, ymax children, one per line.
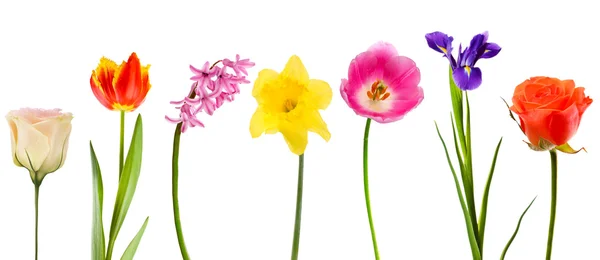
<box><xmin>556</xmin><ymin>143</ymin><xmax>586</xmax><ymax>154</ymax></box>
<box><xmin>501</xmin><ymin>97</ymin><xmax>524</xmax><ymax>134</ymax></box>
<box><xmin>524</xmin><ymin>137</ymin><xmax>555</xmax><ymax>152</ymax></box>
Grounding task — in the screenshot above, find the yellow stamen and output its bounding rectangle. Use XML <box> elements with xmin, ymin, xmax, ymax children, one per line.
<box><xmin>284</xmin><ymin>99</ymin><xmax>297</xmax><ymax>112</ymax></box>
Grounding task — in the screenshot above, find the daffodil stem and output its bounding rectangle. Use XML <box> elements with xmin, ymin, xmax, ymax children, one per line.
<box><xmin>172</xmin><ymin>123</ymin><xmax>191</xmax><ymax>260</ymax></box>
<box><xmin>119</xmin><ymin>110</ymin><xmax>125</xmax><ymax>180</ymax></box>
<box><xmin>291</xmin><ymin>154</ymin><xmax>304</xmax><ymax>260</ymax></box>
<box><xmin>363</xmin><ymin>118</ymin><xmax>380</xmax><ymax>260</ymax></box>
<box><xmin>546</xmin><ymin>149</ymin><xmax>558</xmax><ymax>260</ymax></box>
<box><xmin>34</xmin><ymin>181</ymin><xmax>40</xmax><ymax>260</ymax></box>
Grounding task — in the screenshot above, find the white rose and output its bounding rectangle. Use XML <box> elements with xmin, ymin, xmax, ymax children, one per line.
<box><xmin>6</xmin><ymin>108</ymin><xmax>73</xmax><ymax>182</ymax></box>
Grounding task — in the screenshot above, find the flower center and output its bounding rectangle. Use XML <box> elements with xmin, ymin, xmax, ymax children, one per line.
<box><xmin>284</xmin><ymin>99</ymin><xmax>297</xmax><ymax>112</ymax></box>
<box><xmin>366</xmin><ymin>80</ymin><xmax>390</xmax><ymax>101</ymax></box>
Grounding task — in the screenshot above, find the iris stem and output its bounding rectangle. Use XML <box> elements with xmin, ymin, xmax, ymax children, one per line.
<box><xmin>546</xmin><ymin>149</ymin><xmax>558</xmax><ymax>260</ymax></box>
<box><xmin>172</xmin><ymin>122</ymin><xmax>191</xmax><ymax>260</ymax></box>
<box><xmin>363</xmin><ymin>118</ymin><xmax>380</xmax><ymax>260</ymax></box>
<box><xmin>291</xmin><ymin>154</ymin><xmax>304</xmax><ymax>260</ymax></box>
<box><xmin>34</xmin><ymin>181</ymin><xmax>40</xmax><ymax>260</ymax></box>
<box><xmin>119</xmin><ymin>110</ymin><xmax>125</xmax><ymax>180</ymax></box>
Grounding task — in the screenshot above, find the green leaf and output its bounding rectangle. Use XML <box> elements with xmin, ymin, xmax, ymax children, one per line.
<box><xmin>556</xmin><ymin>143</ymin><xmax>586</xmax><ymax>154</ymax></box>
<box><xmin>90</xmin><ymin>142</ymin><xmax>106</xmax><ymax>260</ymax></box>
<box><xmin>500</xmin><ymin>196</ymin><xmax>537</xmax><ymax>260</ymax></box>
<box><xmin>477</xmin><ymin>137</ymin><xmax>503</xmax><ymax>253</ymax></box>
<box><xmin>435</xmin><ymin>121</ymin><xmax>482</xmax><ymax>260</ymax></box>
<box><xmin>120</xmin><ymin>217</ymin><xmax>149</xmax><ymax>260</ymax></box>
<box><xmin>106</xmin><ymin>114</ymin><xmax>144</xmax><ymax>259</ymax></box>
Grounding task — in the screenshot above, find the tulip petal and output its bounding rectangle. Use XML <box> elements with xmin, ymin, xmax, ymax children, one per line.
<box><xmin>132</xmin><ymin>64</ymin><xmax>152</xmax><ymax>109</ymax></box>
<box><xmin>279</xmin><ymin>121</ymin><xmax>308</xmax><ymax>156</ymax></box>
<box><xmin>113</xmin><ymin>53</ymin><xmax>143</xmax><ymax>109</ymax></box>
<box><xmin>13</xmin><ymin>118</ymin><xmax>50</xmax><ymax>173</ymax></box>
<box><xmin>383</xmin><ymin>56</ymin><xmax>421</xmax><ymax>95</ymax></box>
<box><xmin>281</xmin><ymin>55</ymin><xmax>309</xmax><ymax>85</ymax></box>
<box><xmin>367</xmin><ymin>41</ymin><xmax>399</xmax><ymax>66</ymax></box>
<box><xmin>305</xmin><ymin>79</ymin><xmax>332</xmax><ymax>110</ymax></box>
<box><xmin>91</xmin><ymin>58</ymin><xmax>120</xmax><ymax>110</ymax></box>
<box><xmin>90</xmin><ymin>76</ymin><xmax>115</xmax><ymax>110</ymax></box>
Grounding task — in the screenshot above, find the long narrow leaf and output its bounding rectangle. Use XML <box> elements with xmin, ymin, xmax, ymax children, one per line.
<box><xmin>120</xmin><ymin>217</ymin><xmax>149</xmax><ymax>260</ymax></box>
<box><xmin>90</xmin><ymin>142</ymin><xmax>106</xmax><ymax>260</ymax></box>
<box><xmin>500</xmin><ymin>196</ymin><xmax>537</xmax><ymax>260</ymax></box>
<box><xmin>477</xmin><ymin>137</ymin><xmax>503</xmax><ymax>253</ymax></box>
<box><xmin>451</xmin><ymin>114</ymin><xmax>479</xmax><ymax>246</ymax></box>
<box><xmin>435</xmin><ymin>122</ymin><xmax>481</xmax><ymax>260</ymax></box>
<box><xmin>106</xmin><ymin>114</ymin><xmax>144</xmax><ymax>258</ymax></box>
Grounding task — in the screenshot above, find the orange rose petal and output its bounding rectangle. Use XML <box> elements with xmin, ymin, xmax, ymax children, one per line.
<box><xmin>547</xmin><ymin>104</ymin><xmax>580</xmax><ymax>145</ymax></box>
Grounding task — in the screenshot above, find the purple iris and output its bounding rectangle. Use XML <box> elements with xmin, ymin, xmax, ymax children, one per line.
<box><xmin>425</xmin><ymin>31</ymin><xmax>501</xmax><ymax>91</ymax></box>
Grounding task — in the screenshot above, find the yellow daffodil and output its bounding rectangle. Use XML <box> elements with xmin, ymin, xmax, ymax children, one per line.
<box><xmin>250</xmin><ymin>55</ymin><xmax>332</xmax><ymax>155</ymax></box>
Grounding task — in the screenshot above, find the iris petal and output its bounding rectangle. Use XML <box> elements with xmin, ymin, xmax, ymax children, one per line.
<box><xmin>452</xmin><ymin>66</ymin><xmax>482</xmax><ymax>91</ymax></box>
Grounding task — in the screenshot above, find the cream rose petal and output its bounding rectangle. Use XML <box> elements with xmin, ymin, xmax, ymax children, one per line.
<box><xmin>13</xmin><ymin>117</ymin><xmax>51</xmax><ymax>173</ymax></box>
<box><xmin>33</xmin><ymin>113</ymin><xmax>73</xmax><ymax>174</ymax></box>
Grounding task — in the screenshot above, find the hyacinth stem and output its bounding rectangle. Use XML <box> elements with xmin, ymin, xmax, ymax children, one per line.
<box><xmin>171</xmin><ymin>89</ymin><xmax>197</xmax><ymax>260</ymax></box>
<box><xmin>546</xmin><ymin>149</ymin><xmax>558</xmax><ymax>260</ymax></box>
<box><xmin>363</xmin><ymin>118</ymin><xmax>380</xmax><ymax>260</ymax></box>
<box><xmin>34</xmin><ymin>182</ymin><xmax>40</xmax><ymax>260</ymax></box>
<box><xmin>291</xmin><ymin>154</ymin><xmax>304</xmax><ymax>260</ymax></box>
<box><xmin>119</xmin><ymin>110</ymin><xmax>125</xmax><ymax>180</ymax></box>
<box><xmin>172</xmin><ymin>122</ymin><xmax>191</xmax><ymax>260</ymax></box>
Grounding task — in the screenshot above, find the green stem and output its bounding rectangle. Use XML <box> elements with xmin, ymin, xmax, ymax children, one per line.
<box><xmin>172</xmin><ymin>123</ymin><xmax>190</xmax><ymax>260</ymax></box>
<box><xmin>119</xmin><ymin>110</ymin><xmax>125</xmax><ymax>180</ymax></box>
<box><xmin>363</xmin><ymin>118</ymin><xmax>380</xmax><ymax>260</ymax></box>
<box><xmin>291</xmin><ymin>154</ymin><xmax>304</xmax><ymax>260</ymax></box>
<box><xmin>34</xmin><ymin>182</ymin><xmax>40</xmax><ymax>260</ymax></box>
<box><xmin>106</xmin><ymin>239</ymin><xmax>115</xmax><ymax>260</ymax></box>
<box><xmin>546</xmin><ymin>149</ymin><xmax>558</xmax><ymax>260</ymax></box>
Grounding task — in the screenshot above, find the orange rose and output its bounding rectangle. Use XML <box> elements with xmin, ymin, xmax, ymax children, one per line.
<box><xmin>510</xmin><ymin>76</ymin><xmax>592</xmax><ymax>150</ymax></box>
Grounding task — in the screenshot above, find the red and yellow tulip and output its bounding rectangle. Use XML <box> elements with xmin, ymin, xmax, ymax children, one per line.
<box><xmin>90</xmin><ymin>52</ymin><xmax>151</xmax><ymax>112</ymax></box>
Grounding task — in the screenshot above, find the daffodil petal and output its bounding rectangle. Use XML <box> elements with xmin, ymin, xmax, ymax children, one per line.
<box><xmin>279</xmin><ymin>121</ymin><xmax>308</xmax><ymax>156</ymax></box>
<box><xmin>250</xmin><ymin>108</ymin><xmax>280</xmax><ymax>138</ymax></box>
<box><xmin>303</xmin><ymin>110</ymin><xmax>331</xmax><ymax>142</ymax></box>
<box><xmin>252</xmin><ymin>69</ymin><xmax>279</xmax><ymax>99</ymax></box>
<box><xmin>306</xmin><ymin>79</ymin><xmax>332</xmax><ymax>110</ymax></box>
<box><xmin>281</xmin><ymin>55</ymin><xmax>309</xmax><ymax>85</ymax></box>
<box><xmin>249</xmin><ymin>108</ymin><xmax>266</xmax><ymax>138</ymax></box>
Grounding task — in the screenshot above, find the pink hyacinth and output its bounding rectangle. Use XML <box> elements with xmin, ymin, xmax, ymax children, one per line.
<box><xmin>340</xmin><ymin>42</ymin><xmax>424</xmax><ymax>123</ymax></box>
<box><xmin>166</xmin><ymin>55</ymin><xmax>255</xmax><ymax>133</ymax></box>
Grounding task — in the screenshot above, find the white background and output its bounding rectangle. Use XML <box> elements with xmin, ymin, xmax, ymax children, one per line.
<box><xmin>0</xmin><ymin>0</ymin><xmax>599</xmax><ymax>259</ymax></box>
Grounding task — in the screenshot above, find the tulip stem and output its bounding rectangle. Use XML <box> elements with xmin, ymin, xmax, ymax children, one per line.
<box><xmin>363</xmin><ymin>118</ymin><xmax>380</xmax><ymax>260</ymax></box>
<box><xmin>291</xmin><ymin>154</ymin><xmax>304</xmax><ymax>260</ymax></box>
<box><xmin>34</xmin><ymin>181</ymin><xmax>40</xmax><ymax>260</ymax></box>
<box><xmin>546</xmin><ymin>149</ymin><xmax>558</xmax><ymax>260</ymax></box>
<box><xmin>172</xmin><ymin>122</ymin><xmax>191</xmax><ymax>260</ymax></box>
<box><xmin>119</xmin><ymin>110</ymin><xmax>125</xmax><ymax>180</ymax></box>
